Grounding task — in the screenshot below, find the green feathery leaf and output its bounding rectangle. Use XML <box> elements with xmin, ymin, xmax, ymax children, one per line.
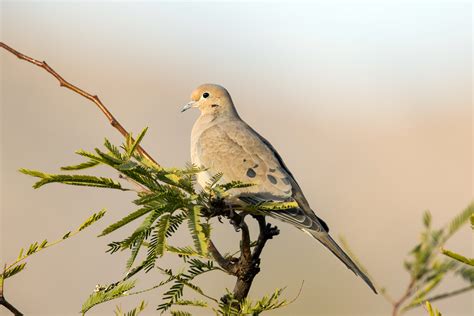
<box><xmin>187</xmin><ymin>205</ymin><xmax>208</xmax><ymax>256</ymax></box>
<box><xmin>104</xmin><ymin>138</ymin><xmax>123</xmax><ymax>159</ymax></box>
<box><xmin>122</xmin><ymin>208</ymin><xmax>167</xmax><ymax>268</ymax></box>
<box><xmin>94</xmin><ymin>148</ymin><xmax>125</xmax><ymax>165</ymax></box>
<box><xmin>166</xmin><ymin>214</ymin><xmax>186</xmax><ymax>237</ymax></box>
<box><xmin>127</xmin><ymin>233</ymin><xmax>146</xmax><ymax>269</ymax></box>
<box><xmin>423</xmin><ymin>211</ymin><xmax>432</xmax><ymax>228</ymax></box>
<box><xmin>185</xmin><ymin>259</ymin><xmax>216</xmax><ymax>279</ymax></box>
<box><xmin>120</xmin><ymin>208</ymin><xmax>166</xmax><ymax>250</ymax></box>
<box><xmin>133</xmin><ymin>191</ymin><xmax>167</xmax><ymax>206</ymax></box>
<box><xmin>81</xmin><ymin>280</ymin><xmax>137</xmax><ymax>314</ymax></box>
<box><xmin>170</xmin><ymin>311</ymin><xmax>192</xmax><ymax>316</ymax></box>
<box><xmin>117</xmin><ymin>160</ymin><xmax>139</xmax><ymax>171</ymax></box>
<box><xmin>75</xmin><ymin>149</ymin><xmax>105</xmax><ymax>162</ymax></box>
<box><xmin>61</xmin><ymin>160</ymin><xmax>100</xmax><ymax>171</ymax></box>
<box><xmin>166</xmin><ymin>245</ymin><xmax>201</xmax><ymax>258</ymax></box>
<box><xmin>114</xmin><ymin>300</ymin><xmax>147</xmax><ymax>316</ymax></box>
<box><xmin>99</xmin><ymin>208</ymin><xmax>154</xmax><ymax>237</ymax></box>
<box><xmin>205</xmin><ymin>172</ymin><xmax>223</xmax><ymax>189</ymax></box>
<box><xmin>153</xmin><ymin>214</ymin><xmax>171</xmax><ymax>257</ymax></box>
<box><xmin>444</xmin><ymin>202</ymin><xmax>474</xmax><ymax>241</ymax></box>
<box><xmin>240</xmin><ymin>288</ymin><xmax>289</xmax><ymax>314</ymax></box>
<box><xmin>456</xmin><ymin>266</ymin><xmax>474</xmax><ymax>284</ymax></box>
<box><xmin>79</xmin><ymin>209</ymin><xmax>107</xmax><ymax>231</ymax></box>
<box><xmin>2</xmin><ymin>263</ymin><xmax>26</xmax><ymax>279</ymax></box>
<box><xmin>442</xmin><ymin>249</ymin><xmax>474</xmax><ymax>266</ymax></box>
<box><xmin>19</xmin><ymin>169</ymin><xmax>125</xmax><ymax>190</ymax></box>
<box><xmin>173</xmin><ymin>299</ymin><xmax>207</xmax><ymax>307</ymax></box>
<box><xmin>143</xmin><ymin>213</ymin><xmax>171</xmax><ymax>272</ymax></box>
<box><xmin>127</xmin><ymin>128</ymin><xmax>148</xmax><ymax>157</ymax></box>
<box><xmin>425</xmin><ymin>301</ymin><xmax>442</xmax><ymax>316</ymax></box>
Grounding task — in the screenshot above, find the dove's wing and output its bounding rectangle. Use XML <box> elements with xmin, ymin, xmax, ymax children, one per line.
<box><xmin>193</xmin><ymin>119</ymin><xmax>327</xmax><ymax>230</ymax></box>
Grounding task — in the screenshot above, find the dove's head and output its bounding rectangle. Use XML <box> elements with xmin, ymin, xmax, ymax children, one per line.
<box><xmin>181</xmin><ymin>84</ymin><xmax>238</xmax><ymax>117</ymax></box>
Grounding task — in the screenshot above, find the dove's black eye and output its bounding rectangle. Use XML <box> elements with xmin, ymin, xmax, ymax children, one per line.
<box><xmin>202</xmin><ymin>92</ymin><xmax>209</xmax><ymax>98</ymax></box>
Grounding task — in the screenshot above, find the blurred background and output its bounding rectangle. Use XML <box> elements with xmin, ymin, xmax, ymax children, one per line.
<box><xmin>1</xmin><ymin>1</ymin><xmax>472</xmax><ymax>315</ymax></box>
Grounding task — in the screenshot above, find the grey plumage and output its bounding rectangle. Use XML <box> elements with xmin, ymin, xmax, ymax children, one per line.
<box><xmin>183</xmin><ymin>83</ymin><xmax>377</xmax><ymax>294</ymax></box>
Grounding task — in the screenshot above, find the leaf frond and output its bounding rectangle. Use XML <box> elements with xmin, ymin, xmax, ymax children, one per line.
<box><xmin>445</xmin><ymin>202</ymin><xmax>474</xmax><ymax>240</ymax></box>
<box><xmin>114</xmin><ymin>300</ymin><xmax>147</xmax><ymax>316</ymax></box>
<box><xmin>187</xmin><ymin>206</ymin><xmax>208</xmax><ymax>256</ymax></box>
<box><xmin>100</xmin><ymin>208</ymin><xmax>153</xmax><ymax>237</ymax></box>
<box><xmin>81</xmin><ymin>280</ymin><xmax>137</xmax><ymax>314</ymax></box>
<box><xmin>61</xmin><ymin>160</ymin><xmax>100</xmax><ymax>171</ymax></box>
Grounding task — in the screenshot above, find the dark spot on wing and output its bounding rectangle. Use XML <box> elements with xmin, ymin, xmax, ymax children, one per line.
<box><xmin>243</xmin><ymin>159</ymin><xmax>247</xmax><ymax>162</ymax></box>
<box><xmin>269</xmin><ymin>168</ymin><xmax>276</xmax><ymax>172</ymax></box>
<box><xmin>247</xmin><ymin>168</ymin><xmax>256</xmax><ymax>178</ymax></box>
<box><xmin>253</xmin><ymin>164</ymin><xmax>259</xmax><ymax>168</ymax></box>
<box><xmin>281</xmin><ymin>177</ymin><xmax>290</xmax><ymax>185</ymax></box>
<box><xmin>267</xmin><ymin>174</ymin><xmax>277</xmax><ymax>184</ymax></box>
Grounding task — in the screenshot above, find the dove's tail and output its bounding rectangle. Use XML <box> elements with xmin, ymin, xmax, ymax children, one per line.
<box><xmin>239</xmin><ymin>196</ymin><xmax>377</xmax><ymax>293</ymax></box>
<box><xmin>304</xmin><ymin>229</ymin><xmax>377</xmax><ymax>294</ymax></box>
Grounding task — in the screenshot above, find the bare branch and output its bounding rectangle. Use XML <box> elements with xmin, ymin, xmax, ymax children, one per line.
<box><xmin>208</xmin><ymin>240</ymin><xmax>236</xmax><ymax>275</ymax></box>
<box><xmin>0</xmin><ymin>42</ymin><xmax>159</xmax><ymax>167</ymax></box>
<box><xmin>239</xmin><ymin>216</ymin><xmax>252</xmax><ymax>262</ymax></box>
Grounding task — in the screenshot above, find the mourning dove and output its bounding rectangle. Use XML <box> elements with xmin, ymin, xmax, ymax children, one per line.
<box><xmin>182</xmin><ymin>83</ymin><xmax>376</xmax><ymax>293</ymax></box>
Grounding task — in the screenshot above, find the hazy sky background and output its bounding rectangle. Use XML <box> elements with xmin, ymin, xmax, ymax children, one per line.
<box><xmin>1</xmin><ymin>1</ymin><xmax>472</xmax><ymax>315</ymax></box>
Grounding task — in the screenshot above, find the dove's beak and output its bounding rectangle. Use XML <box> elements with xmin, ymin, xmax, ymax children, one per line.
<box><xmin>181</xmin><ymin>101</ymin><xmax>196</xmax><ymax>113</ymax></box>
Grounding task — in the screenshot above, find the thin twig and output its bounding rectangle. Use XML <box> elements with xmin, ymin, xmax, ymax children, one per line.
<box><xmin>157</xmin><ymin>267</ymin><xmax>219</xmax><ymax>303</ymax></box>
<box><xmin>0</xmin><ymin>42</ymin><xmax>159</xmax><ymax>167</ymax></box>
<box><xmin>3</xmin><ymin>212</ymin><xmax>102</xmax><ymax>273</ymax></box>
<box><xmin>392</xmin><ymin>278</ymin><xmax>416</xmax><ymax>316</ymax></box>
<box><xmin>287</xmin><ymin>280</ymin><xmax>305</xmax><ymax>306</ymax></box>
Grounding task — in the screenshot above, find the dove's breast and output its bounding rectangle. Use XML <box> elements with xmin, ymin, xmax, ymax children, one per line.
<box><xmin>191</xmin><ymin>116</ymin><xmax>293</xmax><ymax>200</ymax></box>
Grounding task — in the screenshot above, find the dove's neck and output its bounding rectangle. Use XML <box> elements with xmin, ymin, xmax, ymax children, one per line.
<box><xmin>199</xmin><ymin>102</ymin><xmax>240</xmax><ymax>123</ymax></box>
<box><xmin>195</xmin><ymin>110</ymin><xmax>240</xmax><ymax>130</ymax></box>
<box><xmin>191</xmin><ymin>105</ymin><xmax>241</xmax><ymax>147</ymax></box>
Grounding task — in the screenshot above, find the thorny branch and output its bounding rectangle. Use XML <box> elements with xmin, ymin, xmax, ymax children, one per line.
<box><xmin>1</xmin><ymin>42</ymin><xmax>279</xmax><ymax>309</ymax></box>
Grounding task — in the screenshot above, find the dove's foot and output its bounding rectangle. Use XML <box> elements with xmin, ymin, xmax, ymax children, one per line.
<box><xmin>263</xmin><ymin>223</ymin><xmax>280</xmax><ymax>239</ymax></box>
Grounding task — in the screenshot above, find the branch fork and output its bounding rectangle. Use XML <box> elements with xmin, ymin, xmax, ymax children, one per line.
<box><xmin>205</xmin><ymin>205</ymin><xmax>280</xmax><ymax>302</ymax></box>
